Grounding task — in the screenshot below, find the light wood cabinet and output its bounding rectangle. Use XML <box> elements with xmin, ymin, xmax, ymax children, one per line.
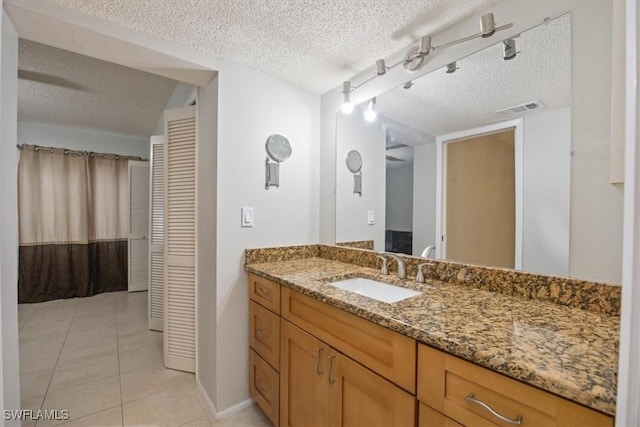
<box><xmin>419</xmin><ymin>403</ymin><xmax>463</xmax><ymax>427</ymax></box>
<box><xmin>280</xmin><ymin>320</ymin><xmax>329</xmax><ymax>427</ymax></box>
<box><xmin>281</xmin><ymin>319</ymin><xmax>415</xmax><ymax>427</ymax></box>
<box><xmin>249</xmin><ymin>300</ymin><xmax>280</xmax><ymax>370</ymax></box>
<box><xmin>250</xmin><ymin>349</ymin><xmax>280</xmax><ymax>425</ymax></box>
<box><xmin>329</xmin><ymin>348</ymin><xmax>415</xmax><ymax>427</ymax></box>
<box><xmin>417</xmin><ymin>344</ymin><xmax>614</xmax><ymax>427</ymax></box>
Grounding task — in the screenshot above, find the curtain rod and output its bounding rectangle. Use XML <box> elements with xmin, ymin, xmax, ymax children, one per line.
<box><xmin>17</xmin><ymin>144</ymin><xmax>146</xmax><ymax>161</ymax></box>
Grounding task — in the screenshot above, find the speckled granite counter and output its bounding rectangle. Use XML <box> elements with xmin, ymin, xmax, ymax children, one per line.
<box><xmin>245</xmin><ymin>256</ymin><xmax>619</xmax><ymax>416</ymax></box>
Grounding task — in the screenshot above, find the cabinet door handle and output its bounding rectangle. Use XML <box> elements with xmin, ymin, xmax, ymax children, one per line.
<box><xmin>465</xmin><ymin>393</ymin><xmax>522</xmax><ymax>425</ymax></box>
<box><xmin>255</xmin><ymin>286</ymin><xmax>269</xmax><ymax>297</ymax></box>
<box><xmin>316</xmin><ymin>347</ymin><xmax>324</xmax><ymax>375</ymax></box>
<box><xmin>256</xmin><ymin>328</ymin><xmax>267</xmax><ymax>339</ymax></box>
<box><xmin>328</xmin><ymin>355</ymin><xmax>336</xmax><ymax>385</ymax></box>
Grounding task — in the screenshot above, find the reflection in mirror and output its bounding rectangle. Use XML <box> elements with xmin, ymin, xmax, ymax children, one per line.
<box><xmin>336</xmin><ymin>14</ymin><xmax>575</xmax><ymax>278</ymax></box>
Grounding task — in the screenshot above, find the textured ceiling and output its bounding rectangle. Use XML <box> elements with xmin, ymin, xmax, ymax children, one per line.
<box><xmin>18</xmin><ymin>40</ymin><xmax>178</xmax><ymax>136</ymax></box>
<box><xmin>373</xmin><ymin>14</ymin><xmax>571</xmax><ymax>140</ymax></box>
<box><xmin>45</xmin><ymin>0</ymin><xmax>497</xmax><ymax>93</ymax></box>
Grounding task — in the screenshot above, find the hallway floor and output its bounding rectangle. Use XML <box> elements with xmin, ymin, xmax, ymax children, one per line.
<box><xmin>18</xmin><ymin>291</ymin><xmax>271</xmax><ymax>427</ymax></box>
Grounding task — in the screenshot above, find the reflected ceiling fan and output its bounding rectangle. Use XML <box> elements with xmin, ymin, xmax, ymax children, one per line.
<box><xmin>18</xmin><ymin>69</ymin><xmax>90</xmax><ymax>91</ymax></box>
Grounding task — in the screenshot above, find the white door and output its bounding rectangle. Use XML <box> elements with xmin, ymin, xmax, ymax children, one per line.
<box><xmin>128</xmin><ymin>160</ymin><xmax>150</xmax><ymax>292</ymax></box>
<box><xmin>148</xmin><ymin>136</ymin><xmax>164</xmax><ymax>331</ymax></box>
<box><xmin>164</xmin><ymin>106</ymin><xmax>197</xmax><ymax>373</ymax></box>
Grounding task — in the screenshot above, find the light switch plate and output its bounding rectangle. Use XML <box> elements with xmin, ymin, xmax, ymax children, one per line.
<box><xmin>367</xmin><ymin>210</ymin><xmax>375</xmax><ymax>225</ymax></box>
<box><xmin>241</xmin><ymin>207</ymin><xmax>254</xmax><ymax>227</ymax></box>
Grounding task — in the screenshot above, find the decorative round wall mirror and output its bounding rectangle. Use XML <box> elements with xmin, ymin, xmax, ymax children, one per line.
<box><xmin>265</xmin><ymin>134</ymin><xmax>292</xmax><ymax>162</ymax></box>
<box><xmin>345</xmin><ymin>150</ymin><xmax>363</xmax><ymax>173</ymax></box>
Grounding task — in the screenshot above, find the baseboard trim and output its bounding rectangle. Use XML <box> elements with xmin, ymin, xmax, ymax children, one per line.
<box><xmin>194</xmin><ymin>377</ymin><xmax>217</xmax><ymax>423</ymax></box>
<box><xmin>194</xmin><ymin>378</ymin><xmax>255</xmax><ymax>421</ymax></box>
<box><xmin>215</xmin><ymin>398</ymin><xmax>255</xmax><ymax>420</ymax></box>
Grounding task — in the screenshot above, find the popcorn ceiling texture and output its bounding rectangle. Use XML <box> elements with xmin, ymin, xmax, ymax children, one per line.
<box><xmin>46</xmin><ymin>0</ymin><xmax>496</xmax><ymax>93</ymax></box>
<box><xmin>245</xmin><ymin>247</ymin><xmax>620</xmax><ymax>415</ymax></box>
<box><xmin>18</xmin><ymin>40</ymin><xmax>178</xmax><ymax>136</ymax></box>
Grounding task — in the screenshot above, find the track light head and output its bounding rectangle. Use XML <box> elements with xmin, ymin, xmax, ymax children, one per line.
<box><xmin>503</xmin><ymin>39</ymin><xmax>517</xmax><ymax>60</ymax></box>
<box><xmin>480</xmin><ymin>13</ymin><xmax>496</xmax><ymax>38</ymax></box>
<box><xmin>445</xmin><ymin>62</ymin><xmax>459</xmax><ymax>73</ymax></box>
<box><xmin>341</xmin><ymin>81</ymin><xmax>353</xmax><ymax>114</ymax></box>
<box><xmin>376</xmin><ymin>59</ymin><xmax>386</xmax><ymax>76</ymax></box>
<box><xmin>419</xmin><ymin>35</ymin><xmax>432</xmax><ymax>55</ymax></box>
<box><xmin>403</xmin><ymin>81</ymin><xmax>413</xmax><ymax>90</ymax></box>
<box><xmin>364</xmin><ymin>98</ymin><xmax>377</xmax><ymax>122</ymax></box>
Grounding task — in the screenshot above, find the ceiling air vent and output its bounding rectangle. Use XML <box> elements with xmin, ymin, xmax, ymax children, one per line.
<box><xmin>494</xmin><ymin>100</ymin><xmax>545</xmax><ymax>118</ymax></box>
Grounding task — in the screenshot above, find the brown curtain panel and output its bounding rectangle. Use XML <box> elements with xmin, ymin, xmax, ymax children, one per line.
<box><xmin>18</xmin><ymin>145</ymin><xmax>132</xmax><ymax>303</ymax></box>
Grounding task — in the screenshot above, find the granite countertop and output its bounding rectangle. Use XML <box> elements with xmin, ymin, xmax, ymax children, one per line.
<box><xmin>245</xmin><ymin>257</ymin><xmax>619</xmax><ymax>416</ymax></box>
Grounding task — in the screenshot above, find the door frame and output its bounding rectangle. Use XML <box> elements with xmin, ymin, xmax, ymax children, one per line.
<box><xmin>435</xmin><ymin>118</ymin><xmax>524</xmax><ymax>269</ymax></box>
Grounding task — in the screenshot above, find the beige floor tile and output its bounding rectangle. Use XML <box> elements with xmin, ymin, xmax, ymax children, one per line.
<box><xmin>20</xmin><ymin>368</ymin><xmax>54</xmax><ymax>401</ymax></box>
<box><xmin>20</xmin><ymin>334</ymin><xmax>66</xmax><ymax>374</ymax></box>
<box><xmin>119</xmin><ymin>342</ymin><xmax>163</xmax><ymax>374</ymax></box>
<box><xmin>19</xmin><ymin>318</ymin><xmax>72</xmax><ymax>341</ymax></box>
<box><xmin>40</xmin><ymin>376</ymin><xmax>121</xmax><ymax>427</ymax></box>
<box><xmin>56</xmin><ymin>406</ymin><xmax>122</xmax><ymax>427</ymax></box>
<box><xmin>213</xmin><ymin>405</ymin><xmax>272</xmax><ymax>427</ymax></box>
<box><xmin>181</xmin><ymin>417</ymin><xmax>211</xmax><ymax>427</ymax></box>
<box><xmin>49</xmin><ymin>354</ymin><xmax>119</xmax><ymax>393</ymax></box>
<box><xmin>19</xmin><ymin>305</ymin><xmax>39</xmax><ymax>332</ymax></box>
<box><xmin>65</xmin><ymin>323</ymin><xmax>117</xmax><ymax>346</ymax></box>
<box><xmin>21</xmin><ymin>394</ymin><xmax>45</xmax><ymax>427</ymax></box>
<box><xmin>120</xmin><ymin>366</ymin><xmax>193</xmax><ymax>403</ymax></box>
<box><xmin>123</xmin><ymin>381</ymin><xmax>206</xmax><ymax>427</ymax></box>
<box><xmin>57</xmin><ymin>336</ymin><xmax>118</xmax><ymax>367</ymax></box>
<box><xmin>118</xmin><ymin>329</ymin><xmax>162</xmax><ymax>352</ymax></box>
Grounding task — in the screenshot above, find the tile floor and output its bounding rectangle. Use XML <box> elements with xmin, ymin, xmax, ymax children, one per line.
<box><xmin>19</xmin><ymin>291</ymin><xmax>271</xmax><ymax>427</ymax></box>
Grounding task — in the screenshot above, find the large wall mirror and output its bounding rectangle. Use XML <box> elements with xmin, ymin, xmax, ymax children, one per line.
<box><xmin>334</xmin><ymin>13</ymin><xmax>612</xmax><ymax>281</ymax></box>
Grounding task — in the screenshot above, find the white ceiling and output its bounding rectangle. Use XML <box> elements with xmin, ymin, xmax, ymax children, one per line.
<box><xmin>374</xmin><ymin>13</ymin><xmax>571</xmax><ymax>140</ymax></box>
<box><xmin>45</xmin><ymin>0</ymin><xmax>497</xmax><ymax>93</ymax></box>
<box><xmin>18</xmin><ymin>39</ymin><xmax>178</xmax><ymax>136</ymax></box>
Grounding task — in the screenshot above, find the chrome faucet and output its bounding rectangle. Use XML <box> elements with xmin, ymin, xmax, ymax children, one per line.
<box><xmin>379</xmin><ymin>252</ymin><xmax>407</xmax><ymax>279</ymax></box>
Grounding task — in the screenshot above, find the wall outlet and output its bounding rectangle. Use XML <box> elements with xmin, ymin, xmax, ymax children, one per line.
<box><xmin>241</xmin><ymin>207</ymin><xmax>254</xmax><ymax>227</ymax></box>
<box><xmin>367</xmin><ymin>210</ymin><xmax>375</xmax><ymax>225</ymax></box>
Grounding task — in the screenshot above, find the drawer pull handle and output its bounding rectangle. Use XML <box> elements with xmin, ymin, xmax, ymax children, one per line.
<box><xmin>316</xmin><ymin>347</ymin><xmax>324</xmax><ymax>375</ymax></box>
<box><xmin>256</xmin><ymin>328</ymin><xmax>267</xmax><ymax>339</ymax></box>
<box><xmin>255</xmin><ymin>286</ymin><xmax>269</xmax><ymax>297</ymax></box>
<box><xmin>328</xmin><ymin>355</ymin><xmax>336</xmax><ymax>385</ymax></box>
<box><xmin>256</xmin><ymin>379</ymin><xmax>269</xmax><ymax>393</ymax></box>
<box><xmin>465</xmin><ymin>393</ymin><xmax>522</xmax><ymax>425</ymax></box>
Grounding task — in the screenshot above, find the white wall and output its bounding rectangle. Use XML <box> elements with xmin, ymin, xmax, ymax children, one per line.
<box><xmin>18</xmin><ymin>122</ymin><xmax>150</xmax><ymax>158</ymax></box>
<box><xmin>213</xmin><ymin>59</ymin><xmax>320</xmax><ymax>411</ymax></box>
<box><xmin>412</xmin><ymin>143</ymin><xmax>437</xmax><ymax>257</ymax></box>
<box><xmin>522</xmin><ymin>107</ymin><xmax>571</xmax><ymax>277</ymax></box>
<box><xmin>385</xmin><ymin>165</ymin><xmax>413</xmax><ymax>232</ymax></box>
<box><xmin>335</xmin><ymin>111</ymin><xmax>386</xmax><ymax>250</ymax></box>
<box><xmin>153</xmin><ymin>81</ymin><xmax>195</xmax><ymax>135</ymax></box>
<box><xmin>0</xmin><ymin>10</ymin><xmax>21</xmax><ymax>425</ymax></box>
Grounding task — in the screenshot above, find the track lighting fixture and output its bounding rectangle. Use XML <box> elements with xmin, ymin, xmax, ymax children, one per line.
<box><xmin>503</xmin><ymin>39</ymin><xmax>517</xmax><ymax>60</ymax></box>
<box><xmin>341</xmin><ymin>81</ymin><xmax>353</xmax><ymax>114</ymax></box>
<box><xmin>445</xmin><ymin>62</ymin><xmax>459</xmax><ymax>74</ymax></box>
<box><xmin>364</xmin><ymin>98</ymin><xmax>377</xmax><ymax>122</ymax></box>
<box><xmin>339</xmin><ymin>13</ymin><xmax>513</xmax><ymax>109</ymax></box>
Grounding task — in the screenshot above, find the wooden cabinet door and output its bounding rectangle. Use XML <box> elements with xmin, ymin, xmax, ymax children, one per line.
<box><xmin>280</xmin><ymin>320</ymin><xmax>329</xmax><ymax>427</ymax></box>
<box><xmin>328</xmin><ymin>350</ymin><xmax>415</xmax><ymax>427</ymax></box>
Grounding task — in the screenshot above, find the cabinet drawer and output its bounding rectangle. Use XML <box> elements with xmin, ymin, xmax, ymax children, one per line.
<box><xmin>249</xmin><ymin>301</ymin><xmax>280</xmax><ymax>370</ymax></box>
<box><xmin>419</xmin><ymin>403</ymin><xmax>463</xmax><ymax>427</ymax></box>
<box><xmin>249</xmin><ymin>273</ymin><xmax>281</xmax><ymax>314</ymax></box>
<box><xmin>249</xmin><ymin>349</ymin><xmax>279</xmax><ymax>426</ymax></box>
<box><xmin>281</xmin><ymin>287</ymin><xmax>416</xmax><ymax>393</ymax></box>
<box><xmin>418</xmin><ymin>344</ymin><xmax>613</xmax><ymax>427</ymax></box>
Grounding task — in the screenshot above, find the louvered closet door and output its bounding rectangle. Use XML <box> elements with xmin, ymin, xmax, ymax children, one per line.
<box><xmin>148</xmin><ymin>136</ymin><xmax>165</xmax><ymax>331</ymax></box>
<box><xmin>164</xmin><ymin>106</ymin><xmax>197</xmax><ymax>373</ymax></box>
<box><xmin>128</xmin><ymin>161</ymin><xmax>150</xmax><ymax>292</ymax></box>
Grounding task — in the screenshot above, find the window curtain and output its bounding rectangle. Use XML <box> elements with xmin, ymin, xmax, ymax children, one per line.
<box><xmin>18</xmin><ymin>144</ymin><xmax>133</xmax><ymax>303</ymax></box>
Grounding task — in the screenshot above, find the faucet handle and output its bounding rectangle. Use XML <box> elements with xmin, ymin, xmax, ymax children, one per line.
<box><xmin>416</xmin><ymin>263</ymin><xmax>434</xmax><ymax>283</ymax></box>
<box><xmin>377</xmin><ymin>255</ymin><xmax>389</xmax><ymax>275</ymax></box>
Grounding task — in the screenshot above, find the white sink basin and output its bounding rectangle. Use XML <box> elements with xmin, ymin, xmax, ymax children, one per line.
<box><xmin>329</xmin><ymin>277</ymin><xmax>421</xmax><ymax>303</ymax></box>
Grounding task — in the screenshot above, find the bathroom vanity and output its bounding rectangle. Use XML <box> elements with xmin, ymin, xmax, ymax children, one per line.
<box><xmin>245</xmin><ymin>245</ymin><xmax>618</xmax><ymax>427</ymax></box>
